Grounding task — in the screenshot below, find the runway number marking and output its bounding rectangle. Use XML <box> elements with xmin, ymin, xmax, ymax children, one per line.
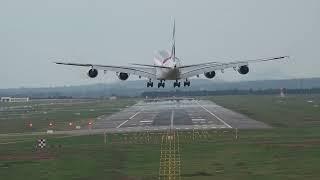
<box><xmin>197</xmin><ymin>102</ymin><xmax>233</xmax><ymax>128</ymax></box>
<box><xmin>116</xmin><ymin>109</ymin><xmax>142</xmax><ymax>128</ymax></box>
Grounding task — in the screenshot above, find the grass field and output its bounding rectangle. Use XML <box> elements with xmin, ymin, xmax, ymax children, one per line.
<box><xmin>1</xmin><ymin>94</ymin><xmax>320</xmax><ymax>179</ymax></box>
<box><xmin>207</xmin><ymin>94</ymin><xmax>320</xmax><ymax>128</ymax></box>
<box><xmin>1</xmin><ymin>128</ymin><xmax>320</xmax><ymax>180</ymax></box>
<box><xmin>0</xmin><ymin>98</ymin><xmax>136</xmax><ymax>133</ymax></box>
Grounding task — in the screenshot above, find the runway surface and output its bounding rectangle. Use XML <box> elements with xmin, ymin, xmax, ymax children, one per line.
<box><xmin>0</xmin><ymin>99</ymin><xmax>270</xmax><ymax>139</ymax></box>
<box><xmin>93</xmin><ymin>99</ymin><xmax>269</xmax><ymax>132</ymax></box>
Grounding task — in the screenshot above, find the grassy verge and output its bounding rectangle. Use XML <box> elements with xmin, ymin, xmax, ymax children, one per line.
<box><xmin>206</xmin><ymin>94</ymin><xmax>320</xmax><ymax>128</ymax></box>
<box><xmin>1</xmin><ymin>128</ymin><xmax>320</xmax><ymax>180</ymax></box>
<box><xmin>0</xmin><ymin>98</ymin><xmax>136</xmax><ymax>133</ymax></box>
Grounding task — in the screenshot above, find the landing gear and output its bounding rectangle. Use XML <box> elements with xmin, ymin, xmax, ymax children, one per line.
<box><xmin>146</xmin><ymin>79</ymin><xmax>153</xmax><ymax>88</ymax></box>
<box><xmin>184</xmin><ymin>80</ymin><xmax>191</xmax><ymax>87</ymax></box>
<box><xmin>173</xmin><ymin>80</ymin><xmax>181</xmax><ymax>88</ymax></box>
<box><xmin>157</xmin><ymin>80</ymin><xmax>165</xmax><ymax>88</ymax></box>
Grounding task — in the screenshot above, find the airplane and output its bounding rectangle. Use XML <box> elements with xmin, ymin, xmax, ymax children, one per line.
<box><xmin>55</xmin><ymin>20</ymin><xmax>289</xmax><ymax>88</ymax></box>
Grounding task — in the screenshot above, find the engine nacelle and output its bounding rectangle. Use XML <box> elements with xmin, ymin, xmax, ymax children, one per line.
<box><xmin>87</xmin><ymin>69</ymin><xmax>98</xmax><ymax>78</ymax></box>
<box><xmin>237</xmin><ymin>65</ymin><xmax>249</xmax><ymax>75</ymax></box>
<box><xmin>118</xmin><ymin>72</ymin><xmax>129</xmax><ymax>80</ymax></box>
<box><xmin>204</xmin><ymin>71</ymin><xmax>216</xmax><ymax>79</ymax></box>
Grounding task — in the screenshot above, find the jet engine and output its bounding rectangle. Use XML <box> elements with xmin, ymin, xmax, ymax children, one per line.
<box><xmin>118</xmin><ymin>72</ymin><xmax>129</xmax><ymax>80</ymax></box>
<box><xmin>204</xmin><ymin>71</ymin><xmax>216</xmax><ymax>79</ymax></box>
<box><xmin>87</xmin><ymin>69</ymin><xmax>98</xmax><ymax>78</ymax></box>
<box><xmin>237</xmin><ymin>65</ymin><xmax>249</xmax><ymax>75</ymax></box>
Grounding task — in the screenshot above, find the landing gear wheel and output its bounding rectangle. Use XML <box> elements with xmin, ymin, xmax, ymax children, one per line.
<box><xmin>184</xmin><ymin>81</ymin><xmax>190</xmax><ymax>87</ymax></box>
<box><xmin>174</xmin><ymin>81</ymin><xmax>181</xmax><ymax>88</ymax></box>
<box><xmin>158</xmin><ymin>81</ymin><xmax>165</xmax><ymax>88</ymax></box>
<box><xmin>147</xmin><ymin>82</ymin><xmax>153</xmax><ymax>88</ymax></box>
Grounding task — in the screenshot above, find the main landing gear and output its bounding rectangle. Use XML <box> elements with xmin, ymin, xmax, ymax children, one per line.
<box><xmin>174</xmin><ymin>79</ymin><xmax>190</xmax><ymax>88</ymax></box>
<box><xmin>158</xmin><ymin>80</ymin><xmax>165</xmax><ymax>88</ymax></box>
<box><xmin>146</xmin><ymin>79</ymin><xmax>153</xmax><ymax>87</ymax></box>
<box><xmin>147</xmin><ymin>80</ymin><xmax>190</xmax><ymax>88</ymax></box>
<box><xmin>173</xmin><ymin>80</ymin><xmax>181</xmax><ymax>88</ymax></box>
<box><xmin>183</xmin><ymin>80</ymin><xmax>191</xmax><ymax>87</ymax></box>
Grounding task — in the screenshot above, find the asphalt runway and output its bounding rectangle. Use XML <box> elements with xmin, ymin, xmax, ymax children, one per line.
<box><xmin>0</xmin><ymin>99</ymin><xmax>270</xmax><ymax>139</ymax></box>
<box><xmin>93</xmin><ymin>99</ymin><xmax>269</xmax><ymax>132</ymax></box>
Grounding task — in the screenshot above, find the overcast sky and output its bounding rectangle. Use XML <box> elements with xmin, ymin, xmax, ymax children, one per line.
<box><xmin>0</xmin><ymin>0</ymin><xmax>319</xmax><ymax>88</ymax></box>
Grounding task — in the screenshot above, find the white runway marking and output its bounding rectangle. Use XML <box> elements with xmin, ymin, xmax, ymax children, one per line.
<box><xmin>191</xmin><ymin>118</ymin><xmax>206</xmax><ymax>121</ymax></box>
<box><xmin>140</xmin><ymin>120</ymin><xmax>152</xmax><ymax>123</ymax></box>
<box><xmin>170</xmin><ymin>110</ymin><xmax>175</xmax><ymax>129</ymax></box>
<box><xmin>116</xmin><ymin>120</ymin><xmax>129</xmax><ymax>128</ymax></box>
<box><xmin>196</xmin><ymin>101</ymin><xmax>232</xmax><ymax>128</ymax></box>
<box><xmin>116</xmin><ymin>109</ymin><xmax>142</xmax><ymax>128</ymax></box>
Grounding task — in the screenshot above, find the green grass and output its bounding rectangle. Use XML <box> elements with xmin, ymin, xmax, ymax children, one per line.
<box><xmin>1</xmin><ymin>128</ymin><xmax>320</xmax><ymax>180</ymax></box>
<box><xmin>0</xmin><ymin>99</ymin><xmax>136</xmax><ymax>133</ymax></box>
<box><xmin>206</xmin><ymin>94</ymin><xmax>320</xmax><ymax>128</ymax></box>
<box><xmin>182</xmin><ymin>133</ymin><xmax>320</xmax><ymax>180</ymax></box>
<box><xmin>0</xmin><ymin>134</ymin><xmax>160</xmax><ymax>180</ymax></box>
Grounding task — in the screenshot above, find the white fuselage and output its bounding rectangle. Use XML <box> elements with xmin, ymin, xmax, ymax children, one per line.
<box><xmin>154</xmin><ymin>50</ymin><xmax>181</xmax><ymax>80</ymax></box>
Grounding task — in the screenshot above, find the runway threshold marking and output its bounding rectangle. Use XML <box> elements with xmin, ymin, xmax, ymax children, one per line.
<box><xmin>197</xmin><ymin>101</ymin><xmax>232</xmax><ymax>128</ymax></box>
<box><xmin>191</xmin><ymin>118</ymin><xmax>206</xmax><ymax>121</ymax></box>
<box><xmin>116</xmin><ymin>109</ymin><xmax>143</xmax><ymax>128</ymax></box>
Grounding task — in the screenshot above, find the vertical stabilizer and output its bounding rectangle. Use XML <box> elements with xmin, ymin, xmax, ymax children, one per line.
<box><xmin>171</xmin><ymin>19</ymin><xmax>176</xmax><ymax>60</ymax></box>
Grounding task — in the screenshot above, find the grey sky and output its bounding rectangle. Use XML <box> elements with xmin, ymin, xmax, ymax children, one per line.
<box><xmin>1</xmin><ymin>0</ymin><xmax>319</xmax><ymax>88</ymax></box>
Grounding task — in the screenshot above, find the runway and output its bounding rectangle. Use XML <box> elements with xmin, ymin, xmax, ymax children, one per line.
<box><xmin>0</xmin><ymin>99</ymin><xmax>270</xmax><ymax>139</ymax></box>
<box><xmin>93</xmin><ymin>99</ymin><xmax>269</xmax><ymax>132</ymax></box>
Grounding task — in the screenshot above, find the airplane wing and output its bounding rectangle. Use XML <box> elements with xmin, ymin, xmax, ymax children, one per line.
<box><xmin>179</xmin><ymin>56</ymin><xmax>289</xmax><ymax>79</ymax></box>
<box><xmin>54</xmin><ymin>62</ymin><xmax>157</xmax><ymax>79</ymax></box>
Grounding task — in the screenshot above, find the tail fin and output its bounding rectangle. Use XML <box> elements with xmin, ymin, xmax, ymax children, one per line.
<box><xmin>171</xmin><ymin>19</ymin><xmax>176</xmax><ymax>60</ymax></box>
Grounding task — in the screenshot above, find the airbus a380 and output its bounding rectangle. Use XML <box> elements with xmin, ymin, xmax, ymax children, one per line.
<box><xmin>55</xmin><ymin>21</ymin><xmax>289</xmax><ymax>88</ymax></box>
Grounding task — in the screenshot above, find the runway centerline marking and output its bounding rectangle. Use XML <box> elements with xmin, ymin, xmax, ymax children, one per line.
<box><xmin>196</xmin><ymin>101</ymin><xmax>232</xmax><ymax>128</ymax></box>
<box><xmin>116</xmin><ymin>109</ymin><xmax>142</xmax><ymax>128</ymax></box>
<box><xmin>170</xmin><ymin>110</ymin><xmax>175</xmax><ymax>129</ymax></box>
